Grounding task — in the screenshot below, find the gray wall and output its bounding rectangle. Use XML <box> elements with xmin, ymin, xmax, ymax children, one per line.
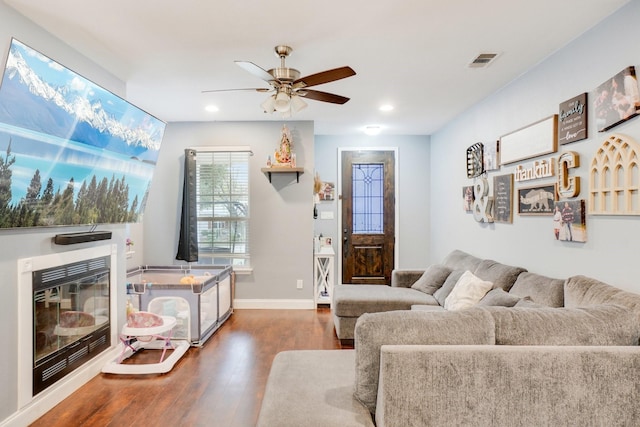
<box><xmin>314</xmin><ymin>134</ymin><xmax>431</xmax><ymax>278</ymax></box>
<box><xmin>429</xmin><ymin>1</ymin><xmax>640</xmax><ymax>292</ymax></box>
<box><xmin>0</xmin><ymin>3</ymin><xmax>129</xmax><ymax>423</ymax></box>
<box><xmin>143</xmin><ymin>121</ymin><xmax>315</xmax><ymax>303</ymax></box>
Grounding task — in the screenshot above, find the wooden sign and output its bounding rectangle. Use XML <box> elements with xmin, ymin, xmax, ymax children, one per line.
<box><xmin>518</xmin><ymin>184</ymin><xmax>556</xmax><ymax>215</ymax></box>
<box><xmin>500</xmin><ymin>115</ymin><xmax>558</xmax><ymax>165</ymax></box>
<box><xmin>493</xmin><ymin>174</ymin><xmax>513</xmax><ymax>223</ymax></box>
<box><xmin>558</xmin><ymin>93</ymin><xmax>588</xmax><ymax>144</ymax></box>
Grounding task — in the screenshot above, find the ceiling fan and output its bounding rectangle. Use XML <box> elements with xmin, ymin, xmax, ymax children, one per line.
<box><xmin>203</xmin><ymin>45</ymin><xmax>356</xmax><ymax>117</ymax></box>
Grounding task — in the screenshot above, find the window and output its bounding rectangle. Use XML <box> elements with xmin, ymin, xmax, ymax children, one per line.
<box><xmin>195</xmin><ymin>150</ymin><xmax>250</xmax><ymax>267</ymax></box>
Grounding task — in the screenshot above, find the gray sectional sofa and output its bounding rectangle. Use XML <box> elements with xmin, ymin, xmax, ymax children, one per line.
<box><xmin>256</xmin><ymin>250</ymin><xmax>640</xmax><ymax>427</ymax></box>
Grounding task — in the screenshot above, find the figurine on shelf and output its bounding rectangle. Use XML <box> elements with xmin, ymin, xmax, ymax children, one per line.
<box><xmin>274</xmin><ymin>124</ymin><xmax>293</xmax><ymax>166</ymax></box>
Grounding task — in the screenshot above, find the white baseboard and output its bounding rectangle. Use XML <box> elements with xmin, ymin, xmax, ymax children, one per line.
<box><xmin>1</xmin><ymin>346</ymin><xmax>120</xmax><ymax>427</ymax></box>
<box><xmin>233</xmin><ymin>299</ymin><xmax>315</xmax><ymax>309</ymax></box>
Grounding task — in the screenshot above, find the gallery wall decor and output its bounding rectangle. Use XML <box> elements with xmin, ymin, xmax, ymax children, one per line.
<box><xmin>553</xmin><ymin>199</ymin><xmax>586</xmax><ymax>242</ymax></box>
<box><xmin>462</xmin><ymin>185</ymin><xmax>474</xmax><ymax>212</ymax></box>
<box><xmin>483</xmin><ymin>140</ymin><xmax>500</xmax><ymax>171</ymax></box>
<box><xmin>589</xmin><ymin>134</ymin><xmax>640</xmax><ymax>215</ymax></box>
<box><xmin>500</xmin><ymin>115</ymin><xmax>558</xmax><ymax>165</ymax></box>
<box><xmin>493</xmin><ymin>174</ymin><xmax>513</xmax><ymax>223</ymax></box>
<box><xmin>558</xmin><ymin>93</ymin><xmax>588</xmax><ymax>144</ymax></box>
<box><xmin>594</xmin><ymin>66</ymin><xmax>640</xmax><ymax>132</ymax></box>
<box><xmin>517</xmin><ymin>184</ymin><xmax>556</xmax><ymax>215</ymax></box>
<box><xmin>513</xmin><ymin>158</ymin><xmax>555</xmax><ymax>182</ymax></box>
<box><xmin>557</xmin><ymin>151</ymin><xmax>581</xmax><ymax>198</ymax></box>
<box><xmin>472</xmin><ymin>178</ymin><xmax>493</xmax><ymax>223</ymax></box>
<box><xmin>466</xmin><ymin>142</ymin><xmax>484</xmax><ymax>178</ymax></box>
<box><xmin>0</xmin><ymin>38</ymin><xmax>166</xmax><ymax>229</ymax></box>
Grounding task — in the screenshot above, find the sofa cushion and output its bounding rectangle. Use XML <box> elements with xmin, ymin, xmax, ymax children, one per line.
<box><xmin>332</xmin><ymin>285</ymin><xmax>437</xmax><ymax>317</ymax></box>
<box><xmin>473</xmin><ymin>259</ymin><xmax>527</xmax><ymax>291</ymax></box>
<box><xmin>442</xmin><ymin>249</ymin><xmax>483</xmax><ymax>272</ymax></box>
<box><xmin>514</xmin><ymin>296</ymin><xmax>547</xmax><ymax>308</ymax></box>
<box><xmin>509</xmin><ymin>272</ymin><xmax>564</xmax><ymax>307</ymax></box>
<box><xmin>433</xmin><ymin>269</ymin><xmax>465</xmax><ymax>306</ymax></box>
<box><xmin>353</xmin><ymin>308</ymin><xmax>495</xmax><ymax>414</ymax></box>
<box><xmin>477</xmin><ymin>288</ymin><xmax>521</xmax><ymax>307</ymax></box>
<box><xmin>489</xmin><ymin>305</ymin><xmax>640</xmax><ymax>346</ymax></box>
<box><xmin>410</xmin><ymin>264</ymin><xmax>453</xmax><ymax>294</ymax></box>
<box><xmin>444</xmin><ymin>271</ymin><xmax>493</xmax><ymax>310</ymax></box>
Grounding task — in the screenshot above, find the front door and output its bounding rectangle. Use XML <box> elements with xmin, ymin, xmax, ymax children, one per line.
<box><xmin>341</xmin><ymin>150</ymin><xmax>395</xmax><ymax>284</ymax></box>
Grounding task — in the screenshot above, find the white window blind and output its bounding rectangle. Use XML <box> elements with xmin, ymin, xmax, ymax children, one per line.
<box><xmin>195</xmin><ymin>150</ymin><xmax>250</xmax><ymax>267</ymax></box>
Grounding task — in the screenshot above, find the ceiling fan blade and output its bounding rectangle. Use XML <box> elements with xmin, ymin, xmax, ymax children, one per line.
<box><xmin>292</xmin><ymin>66</ymin><xmax>356</xmax><ymax>89</ymax></box>
<box><xmin>296</xmin><ymin>89</ymin><xmax>350</xmax><ymax>104</ymax></box>
<box><xmin>201</xmin><ymin>88</ymin><xmax>271</xmax><ymax>94</ymax></box>
<box><xmin>235</xmin><ymin>61</ymin><xmax>276</xmax><ymax>83</ymax></box>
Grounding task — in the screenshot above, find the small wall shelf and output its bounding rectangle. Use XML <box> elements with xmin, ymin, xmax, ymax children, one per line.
<box><xmin>261</xmin><ymin>167</ymin><xmax>304</xmax><ymax>183</ymax></box>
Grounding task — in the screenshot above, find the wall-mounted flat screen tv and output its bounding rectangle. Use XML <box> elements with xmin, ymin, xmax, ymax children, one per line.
<box><xmin>0</xmin><ymin>38</ymin><xmax>166</xmax><ymax>228</ymax></box>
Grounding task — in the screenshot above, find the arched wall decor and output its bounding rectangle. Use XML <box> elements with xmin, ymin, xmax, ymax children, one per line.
<box><xmin>589</xmin><ymin>134</ymin><xmax>640</xmax><ymax>215</ymax></box>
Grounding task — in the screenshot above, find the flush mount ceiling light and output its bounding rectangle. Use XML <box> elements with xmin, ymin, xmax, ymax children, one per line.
<box><xmin>379</xmin><ymin>104</ymin><xmax>394</xmax><ymax>112</ymax></box>
<box><xmin>203</xmin><ymin>45</ymin><xmax>355</xmax><ymax>117</ymax></box>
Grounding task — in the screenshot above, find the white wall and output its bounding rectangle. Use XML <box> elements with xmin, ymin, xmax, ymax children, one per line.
<box><xmin>429</xmin><ymin>1</ymin><xmax>640</xmax><ymax>292</ymax></box>
<box><xmin>142</xmin><ymin>121</ymin><xmax>315</xmax><ymax>305</ymax></box>
<box><xmin>314</xmin><ymin>134</ymin><xmax>431</xmax><ymax>275</ymax></box>
<box><xmin>0</xmin><ymin>3</ymin><xmax>129</xmax><ymax>424</ymax></box>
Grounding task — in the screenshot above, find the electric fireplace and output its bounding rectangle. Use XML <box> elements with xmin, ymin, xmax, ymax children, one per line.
<box><xmin>18</xmin><ymin>245</ymin><xmax>117</xmax><ymax>409</ymax></box>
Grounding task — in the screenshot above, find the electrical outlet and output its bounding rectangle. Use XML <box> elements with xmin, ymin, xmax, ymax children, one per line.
<box><xmin>297</xmin><ymin>279</ymin><xmax>303</xmax><ymax>289</ymax></box>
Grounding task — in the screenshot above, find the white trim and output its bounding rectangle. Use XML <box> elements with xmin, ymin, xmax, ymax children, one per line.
<box><xmin>233</xmin><ymin>299</ymin><xmax>315</xmax><ymax>309</ymax></box>
<box><xmin>336</xmin><ymin>147</ymin><xmax>399</xmax><ymax>285</ymax></box>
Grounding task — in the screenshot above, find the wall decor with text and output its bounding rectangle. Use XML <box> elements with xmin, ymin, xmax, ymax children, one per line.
<box><xmin>517</xmin><ymin>184</ymin><xmax>556</xmax><ymax>215</ymax></box>
<box><xmin>558</xmin><ymin>93</ymin><xmax>588</xmax><ymax>144</ymax></box>
<box><xmin>500</xmin><ymin>115</ymin><xmax>558</xmax><ymax>165</ymax></box>
<box><xmin>493</xmin><ymin>174</ymin><xmax>513</xmax><ymax>223</ymax></box>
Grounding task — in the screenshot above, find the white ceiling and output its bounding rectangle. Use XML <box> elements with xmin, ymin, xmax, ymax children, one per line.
<box><xmin>3</xmin><ymin>0</ymin><xmax>630</xmax><ymax>135</ymax></box>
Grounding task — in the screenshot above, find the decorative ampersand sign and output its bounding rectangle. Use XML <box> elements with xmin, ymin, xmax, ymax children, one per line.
<box><xmin>473</xmin><ymin>178</ymin><xmax>494</xmax><ymax>223</ymax></box>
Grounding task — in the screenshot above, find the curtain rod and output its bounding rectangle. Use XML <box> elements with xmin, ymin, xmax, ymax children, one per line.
<box><xmin>189</xmin><ymin>145</ymin><xmax>253</xmax><ymax>155</ymax></box>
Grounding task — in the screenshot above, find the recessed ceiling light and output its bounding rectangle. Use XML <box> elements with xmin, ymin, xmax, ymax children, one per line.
<box><xmin>205</xmin><ymin>104</ymin><xmax>219</xmax><ymax>113</ymax></box>
<box><xmin>364</xmin><ymin>125</ymin><xmax>381</xmax><ymax>136</ymax></box>
<box><xmin>379</xmin><ymin>104</ymin><xmax>394</xmax><ymax>112</ymax></box>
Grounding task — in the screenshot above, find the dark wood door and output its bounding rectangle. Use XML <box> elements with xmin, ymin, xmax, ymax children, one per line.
<box><xmin>341</xmin><ymin>150</ymin><xmax>395</xmax><ymax>284</ymax></box>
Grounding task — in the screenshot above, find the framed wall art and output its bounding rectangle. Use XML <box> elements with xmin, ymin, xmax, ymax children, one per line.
<box><xmin>462</xmin><ymin>185</ymin><xmax>474</xmax><ymax>212</ymax></box>
<box><xmin>594</xmin><ymin>66</ymin><xmax>640</xmax><ymax>132</ymax></box>
<box><xmin>483</xmin><ymin>140</ymin><xmax>500</xmax><ymax>171</ymax></box>
<box><xmin>493</xmin><ymin>174</ymin><xmax>513</xmax><ymax>223</ymax></box>
<box><xmin>553</xmin><ymin>199</ymin><xmax>586</xmax><ymax>242</ymax></box>
<box><xmin>517</xmin><ymin>184</ymin><xmax>556</xmax><ymax>215</ymax></box>
<box><xmin>500</xmin><ymin>115</ymin><xmax>558</xmax><ymax>165</ymax></box>
<box><xmin>558</xmin><ymin>93</ymin><xmax>588</xmax><ymax>144</ymax></box>
<box><xmin>466</xmin><ymin>142</ymin><xmax>484</xmax><ymax>178</ymax></box>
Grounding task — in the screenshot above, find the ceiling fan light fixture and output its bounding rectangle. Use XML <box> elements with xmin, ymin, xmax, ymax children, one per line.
<box><xmin>274</xmin><ymin>90</ymin><xmax>291</xmax><ymax>113</ymax></box>
<box><xmin>289</xmin><ymin>94</ymin><xmax>307</xmax><ymax>114</ymax></box>
<box><xmin>261</xmin><ymin>95</ymin><xmax>276</xmax><ymax>113</ymax></box>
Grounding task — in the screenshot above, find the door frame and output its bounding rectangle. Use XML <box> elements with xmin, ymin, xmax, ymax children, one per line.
<box><xmin>336</xmin><ymin>147</ymin><xmax>400</xmax><ymax>285</ymax></box>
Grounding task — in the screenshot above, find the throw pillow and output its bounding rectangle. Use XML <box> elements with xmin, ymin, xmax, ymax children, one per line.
<box><xmin>444</xmin><ymin>270</ymin><xmax>493</xmax><ymax>310</ymax></box>
<box><xmin>514</xmin><ymin>296</ymin><xmax>547</xmax><ymax>308</ymax></box>
<box><xmin>410</xmin><ymin>264</ymin><xmax>453</xmax><ymax>294</ymax></box>
<box><xmin>509</xmin><ymin>272</ymin><xmax>565</xmax><ymax>307</ymax></box>
<box><xmin>433</xmin><ymin>269</ymin><xmax>465</xmax><ymax>306</ymax></box>
<box><xmin>477</xmin><ymin>288</ymin><xmax>521</xmax><ymax>307</ymax></box>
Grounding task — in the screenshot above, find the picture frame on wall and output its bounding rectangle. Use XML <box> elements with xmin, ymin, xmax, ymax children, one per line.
<box><xmin>483</xmin><ymin>140</ymin><xmax>500</xmax><ymax>171</ymax></box>
<box><xmin>493</xmin><ymin>174</ymin><xmax>513</xmax><ymax>223</ymax></box>
<box><xmin>553</xmin><ymin>199</ymin><xmax>586</xmax><ymax>242</ymax></box>
<box><xmin>558</xmin><ymin>93</ymin><xmax>588</xmax><ymax>144</ymax></box>
<box><xmin>517</xmin><ymin>184</ymin><xmax>556</xmax><ymax>215</ymax></box>
<box><xmin>466</xmin><ymin>142</ymin><xmax>484</xmax><ymax>178</ymax></box>
<box><xmin>500</xmin><ymin>115</ymin><xmax>558</xmax><ymax>165</ymax></box>
<box><xmin>594</xmin><ymin>66</ymin><xmax>640</xmax><ymax>132</ymax></box>
<box><xmin>463</xmin><ymin>185</ymin><xmax>474</xmax><ymax>212</ymax></box>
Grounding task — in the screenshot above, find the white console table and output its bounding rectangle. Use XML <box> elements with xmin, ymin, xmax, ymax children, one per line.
<box><xmin>314</xmin><ymin>246</ymin><xmax>335</xmax><ymax>307</ymax></box>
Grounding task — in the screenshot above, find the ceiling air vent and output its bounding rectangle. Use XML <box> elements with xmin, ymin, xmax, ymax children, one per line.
<box><xmin>469</xmin><ymin>53</ymin><xmax>499</xmax><ymax>68</ymax></box>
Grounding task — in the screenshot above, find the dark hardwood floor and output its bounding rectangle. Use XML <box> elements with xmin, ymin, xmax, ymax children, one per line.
<box><xmin>30</xmin><ymin>308</ymin><xmax>348</xmax><ymax>427</ymax></box>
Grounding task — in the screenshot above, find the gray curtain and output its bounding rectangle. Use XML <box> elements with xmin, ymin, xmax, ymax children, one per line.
<box><xmin>176</xmin><ymin>149</ymin><xmax>198</xmax><ymax>262</ymax></box>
